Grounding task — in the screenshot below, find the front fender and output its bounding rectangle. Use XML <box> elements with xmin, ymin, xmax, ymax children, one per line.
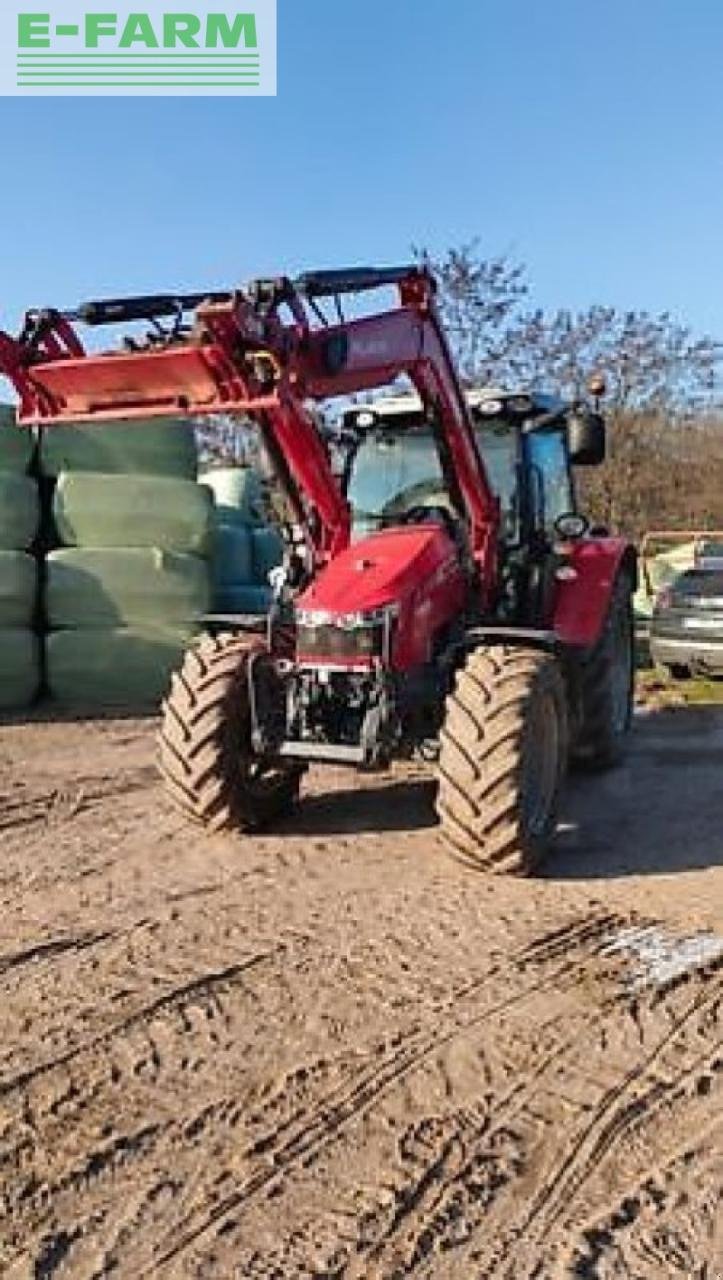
<box><xmin>552</xmin><ymin>537</ymin><xmax>637</xmax><ymax>650</ymax></box>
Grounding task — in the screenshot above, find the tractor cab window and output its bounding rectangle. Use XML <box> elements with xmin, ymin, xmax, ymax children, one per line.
<box><xmin>347</xmin><ymin>423</ymin><xmax>520</xmax><ymax>543</ymax></box>
<box><xmin>473</xmin><ymin>423</ymin><xmax>519</xmax><ymax>544</ymax></box>
<box><xmin>347</xmin><ymin>431</ymin><xmax>449</xmax><ymax>536</ymax></box>
<box><xmin>526</xmin><ymin>428</ymin><xmax>574</xmax><ymax>535</ymax></box>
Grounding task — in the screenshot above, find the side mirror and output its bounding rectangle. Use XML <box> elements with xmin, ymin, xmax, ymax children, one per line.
<box><xmin>567</xmin><ymin>410</ymin><xmax>606</xmax><ymax>466</ymax></box>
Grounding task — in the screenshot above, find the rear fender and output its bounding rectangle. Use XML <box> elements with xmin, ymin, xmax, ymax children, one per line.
<box><xmin>553</xmin><ymin>537</ymin><xmax>637</xmax><ymax>650</ymax></box>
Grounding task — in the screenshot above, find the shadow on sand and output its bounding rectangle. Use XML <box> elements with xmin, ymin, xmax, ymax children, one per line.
<box><xmin>547</xmin><ymin>704</ymin><xmax>723</xmax><ymax>880</ymax></box>
<box><xmin>280</xmin><ymin>704</ymin><xmax>723</xmax><ymax>880</ymax></box>
<box><xmin>280</xmin><ymin>778</ymin><xmax>438</xmax><ymax>838</ymax></box>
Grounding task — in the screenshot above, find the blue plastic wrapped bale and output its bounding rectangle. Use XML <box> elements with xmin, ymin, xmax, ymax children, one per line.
<box><xmin>251</xmin><ymin>526</ymin><xmax>284</xmax><ymax>583</ymax></box>
<box><xmin>200</xmin><ymin>467</ymin><xmax>265</xmax><ymax>525</ymax></box>
<box><xmin>40</xmin><ymin>418</ymin><xmax>198</xmax><ymax>479</ymax></box>
<box><xmin>46</xmin><ymin>626</ymin><xmax>198</xmax><ymax>710</ymax></box>
<box><xmin>0</xmin><ymin>474</ymin><xmax>39</xmax><ymax>550</ymax></box>
<box><xmin>53</xmin><ymin>472</ymin><xmax>215</xmax><ymax>555</ymax></box>
<box><xmin>212</xmin><ymin>523</ymin><xmax>254</xmax><ymax>588</ymax></box>
<box><xmin>215</xmin><ymin>585</ymin><xmax>273</xmax><ymax>616</ymax></box>
<box><xmin>46</xmin><ymin>548</ymin><xmax>212</xmax><ymax>628</ymax></box>
<box><xmin>0</xmin><ymin>406</ymin><xmax>34</xmax><ymax>473</ymax></box>
<box><xmin>0</xmin><ymin>553</ymin><xmax>37</xmax><ymax>627</ymax></box>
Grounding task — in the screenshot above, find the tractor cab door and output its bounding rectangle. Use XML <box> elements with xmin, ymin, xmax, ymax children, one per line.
<box><xmin>523</xmin><ymin>424</ymin><xmax>576</xmax><ymax>625</ymax></box>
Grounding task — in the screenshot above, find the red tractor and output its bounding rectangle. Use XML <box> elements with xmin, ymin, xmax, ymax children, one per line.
<box><xmin>0</xmin><ymin>266</ymin><xmax>636</xmax><ymax>872</ymax></box>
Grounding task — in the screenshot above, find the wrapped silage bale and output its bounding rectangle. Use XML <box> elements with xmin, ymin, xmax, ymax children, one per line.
<box><xmin>40</xmin><ymin>418</ymin><xmax>198</xmax><ymax>479</ymax></box>
<box><xmin>46</xmin><ymin>548</ymin><xmax>211</xmax><ymax>628</ymax></box>
<box><xmin>0</xmin><ymin>428</ymin><xmax>41</xmax><ymax>705</ymax></box>
<box><xmin>0</xmin><ymin>468</ymin><xmax>40</xmax><ymax>711</ymax></box>
<box><xmin>209</xmin><ymin>521</ymin><xmax>272</xmax><ymax>615</ymax></box>
<box><xmin>201</xmin><ymin>467</ymin><xmax>281</xmax><ymax>616</ymax></box>
<box><xmin>0</xmin><ymin>410</ymin><xmax>40</xmax><ymax>711</ymax></box>
<box><xmin>635</xmin><ymin>542</ymin><xmax>697</xmax><ymax>619</ymax></box>
<box><xmin>53</xmin><ymin>472</ymin><xmax>215</xmax><ymax>555</ymax></box>
<box><xmin>213</xmin><ymin>523</ymin><xmax>254</xmax><ymax>585</ymax></box>
<box><xmin>46</xmin><ymin>626</ymin><xmax>196</xmax><ymax>709</ymax></box>
<box><xmin>200</xmin><ymin>467</ymin><xmax>265</xmax><ymax>525</ymax></box>
<box><xmin>0</xmin><ymin>404</ymin><xmax>35</xmax><ymax>473</ymax></box>
<box><xmin>0</xmin><ymin>474</ymin><xmax>40</xmax><ymax>550</ymax></box>
<box><xmin>42</xmin><ymin>418</ymin><xmax>217</xmax><ymax>710</ymax></box>
<box><xmin>0</xmin><ymin>629</ymin><xmax>40</xmax><ymax>710</ymax></box>
<box><xmin>0</xmin><ymin>553</ymin><xmax>37</xmax><ymax>627</ymax></box>
<box><xmin>215</xmin><ymin>585</ymin><xmax>275</xmax><ymax>615</ymax></box>
<box><xmin>251</xmin><ymin>526</ymin><xmax>284</xmax><ymax>582</ymax></box>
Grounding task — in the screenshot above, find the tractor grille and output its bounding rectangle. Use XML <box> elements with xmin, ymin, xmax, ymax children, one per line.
<box><xmin>296</xmin><ymin>623</ymin><xmax>383</xmax><ymax>660</ymax></box>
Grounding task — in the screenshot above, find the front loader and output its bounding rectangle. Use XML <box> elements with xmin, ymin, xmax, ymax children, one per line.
<box><xmin>0</xmin><ymin>265</ymin><xmax>636</xmax><ymax>873</ymax></box>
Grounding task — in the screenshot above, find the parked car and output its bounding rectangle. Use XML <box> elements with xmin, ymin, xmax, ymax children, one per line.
<box><xmin>650</xmin><ymin>567</ymin><xmax>723</xmax><ymax>678</ymax></box>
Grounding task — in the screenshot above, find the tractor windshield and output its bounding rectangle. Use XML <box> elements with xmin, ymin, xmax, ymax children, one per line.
<box><xmin>349</xmin><ymin>432</ymin><xmax>446</xmax><ymax>534</ymax></box>
<box><xmin>348</xmin><ymin>424</ymin><xmax>518</xmax><ymax>541</ymax></box>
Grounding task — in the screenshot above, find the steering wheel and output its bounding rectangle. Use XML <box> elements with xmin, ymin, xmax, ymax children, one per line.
<box><xmin>396</xmin><ymin>504</ymin><xmax>458</xmax><ymax>539</ymax></box>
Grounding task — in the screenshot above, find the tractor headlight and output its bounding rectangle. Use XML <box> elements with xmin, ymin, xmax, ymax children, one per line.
<box><xmin>296</xmin><ymin>605</ymin><xmax>399</xmax><ymax>660</ymax></box>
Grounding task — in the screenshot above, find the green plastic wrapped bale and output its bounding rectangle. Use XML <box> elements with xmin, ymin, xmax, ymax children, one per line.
<box><xmin>0</xmin><ymin>405</ymin><xmax>34</xmax><ymax>473</ymax></box>
<box><xmin>212</xmin><ymin>523</ymin><xmax>254</xmax><ymax>587</ymax></box>
<box><xmin>47</xmin><ymin>626</ymin><xmax>197</xmax><ymax>710</ymax></box>
<box><xmin>200</xmin><ymin>468</ymin><xmax>265</xmax><ymax>524</ymax></box>
<box><xmin>40</xmin><ymin>418</ymin><xmax>198</xmax><ymax>479</ymax></box>
<box><xmin>215</xmin><ymin>585</ymin><xmax>272</xmax><ymax>615</ymax></box>
<box><xmin>0</xmin><ymin>473</ymin><xmax>39</xmax><ymax>550</ymax></box>
<box><xmin>251</xmin><ymin>526</ymin><xmax>284</xmax><ymax>583</ymax></box>
<box><xmin>0</xmin><ymin>629</ymin><xmax>40</xmax><ymax>710</ymax></box>
<box><xmin>46</xmin><ymin>548</ymin><xmax>211</xmax><ymax>628</ymax></box>
<box><xmin>54</xmin><ymin>472</ymin><xmax>215</xmax><ymax>554</ymax></box>
<box><xmin>0</xmin><ymin>553</ymin><xmax>37</xmax><ymax>626</ymax></box>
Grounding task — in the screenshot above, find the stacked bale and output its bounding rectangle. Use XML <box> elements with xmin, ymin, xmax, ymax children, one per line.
<box><xmin>635</xmin><ymin>541</ymin><xmax>697</xmax><ymax>620</ymax></box>
<box><xmin>0</xmin><ymin>406</ymin><xmax>40</xmax><ymax>710</ymax></box>
<box><xmin>40</xmin><ymin>418</ymin><xmax>199</xmax><ymax>480</ymax></box>
<box><xmin>43</xmin><ymin>420</ymin><xmax>213</xmax><ymax>710</ymax></box>
<box><xmin>202</xmin><ymin>467</ymin><xmax>284</xmax><ymax>615</ymax></box>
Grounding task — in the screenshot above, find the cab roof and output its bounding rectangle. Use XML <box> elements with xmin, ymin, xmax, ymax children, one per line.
<box><xmin>344</xmin><ymin>387</ymin><xmax>566</xmax><ymax>428</ymax></box>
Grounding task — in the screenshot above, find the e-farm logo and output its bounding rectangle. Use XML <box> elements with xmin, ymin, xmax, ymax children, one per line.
<box><xmin>1</xmin><ymin>0</ymin><xmax>276</xmax><ymax>95</ymax></box>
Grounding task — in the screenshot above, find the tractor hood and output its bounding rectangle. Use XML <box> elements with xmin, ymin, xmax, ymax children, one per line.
<box><xmin>296</xmin><ymin>525</ymin><xmax>457</xmax><ymax>619</ymax></box>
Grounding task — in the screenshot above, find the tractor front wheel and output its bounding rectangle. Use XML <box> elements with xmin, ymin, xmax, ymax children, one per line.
<box><xmin>436</xmin><ymin>646</ymin><xmax>568</xmax><ymax>875</ymax></box>
<box><xmin>159</xmin><ymin>632</ymin><xmax>300</xmax><ymax>832</ymax></box>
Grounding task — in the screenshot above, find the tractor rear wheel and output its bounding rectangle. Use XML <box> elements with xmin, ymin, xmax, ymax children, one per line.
<box><xmin>436</xmin><ymin>646</ymin><xmax>568</xmax><ymax>875</ymax></box>
<box><xmin>572</xmin><ymin>572</ymin><xmax>634</xmax><ymax>770</ymax></box>
<box><xmin>159</xmin><ymin>631</ymin><xmax>300</xmax><ymax>832</ymax></box>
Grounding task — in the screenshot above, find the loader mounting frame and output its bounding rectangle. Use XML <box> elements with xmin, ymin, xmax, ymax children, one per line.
<box><xmin>0</xmin><ymin>266</ymin><xmax>499</xmax><ymax>589</ymax></box>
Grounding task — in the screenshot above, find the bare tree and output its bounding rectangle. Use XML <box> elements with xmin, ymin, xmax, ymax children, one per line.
<box><xmin>505</xmin><ymin>306</ymin><xmax>719</xmax><ymax>412</ymax></box>
<box><xmin>415</xmin><ymin>242</ymin><xmax>528</xmax><ymax>384</ymax></box>
<box><xmin>422</xmin><ymin>241</ymin><xmax>722</xmax><ymax>538</ymax></box>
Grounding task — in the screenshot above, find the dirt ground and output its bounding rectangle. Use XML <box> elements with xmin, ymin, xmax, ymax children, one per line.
<box><xmin>0</xmin><ymin>701</ymin><xmax>721</xmax><ymax>1279</ymax></box>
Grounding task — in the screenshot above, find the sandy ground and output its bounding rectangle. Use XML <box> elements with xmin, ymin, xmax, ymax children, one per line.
<box><xmin>0</xmin><ymin>703</ymin><xmax>721</xmax><ymax>1279</ymax></box>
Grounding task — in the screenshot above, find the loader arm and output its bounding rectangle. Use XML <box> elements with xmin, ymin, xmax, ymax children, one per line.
<box><xmin>0</xmin><ymin>266</ymin><xmax>499</xmax><ymax>592</ymax></box>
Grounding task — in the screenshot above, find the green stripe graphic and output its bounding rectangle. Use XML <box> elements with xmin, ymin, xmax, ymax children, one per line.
<box><xmin>17</xmin><ymin>54</ymin><xmax>260</xmax><ymax>58</ymax></box>
<box><xmin>17</xmin><ymin>81</ymin><xmax>260</xmax><ymax>86</ymax></box>
<box><xmin>18</xmin><ymin>63</ymin><xmax>259</xmax><ymax>68</ymax></box>
<box><xmin>18</xmin><ymin>75</ymin><xmax>261</xmax><ymax>79</ymax></box>
<box><xmin>16</xmin><ymin>46</ymin><xmax>264</xmax><ymax>88</ymax></box>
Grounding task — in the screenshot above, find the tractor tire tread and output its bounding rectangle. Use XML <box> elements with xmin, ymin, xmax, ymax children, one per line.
<box><xmin>436</xmin><ymin>644</ymin><xmax>567</xmax><ymax>875</ymax></box>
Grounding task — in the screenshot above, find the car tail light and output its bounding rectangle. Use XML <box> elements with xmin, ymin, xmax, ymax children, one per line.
<box><xmin>655</xmin><ymin>587</ymin><xmax>672</xmax><ymax>611</ymax></box>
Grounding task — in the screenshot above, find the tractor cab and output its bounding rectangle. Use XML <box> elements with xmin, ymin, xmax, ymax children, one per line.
<box><xmin>341</xmin><ymin>386</ymin><xmax>600</xmax><ymax>553</ymax></box>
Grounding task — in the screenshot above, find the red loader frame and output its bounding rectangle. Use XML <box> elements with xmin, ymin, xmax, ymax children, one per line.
<box><xmin>0</xmin><ymin>266</ymin><xmax>500</xmax><ymax>597</ymax></box>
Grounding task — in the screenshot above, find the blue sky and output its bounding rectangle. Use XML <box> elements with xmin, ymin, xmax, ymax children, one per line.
<box><xmin>2</xmin><ymin>0</ymin><xmax>722</xmax><ymax>337</ymax></box>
